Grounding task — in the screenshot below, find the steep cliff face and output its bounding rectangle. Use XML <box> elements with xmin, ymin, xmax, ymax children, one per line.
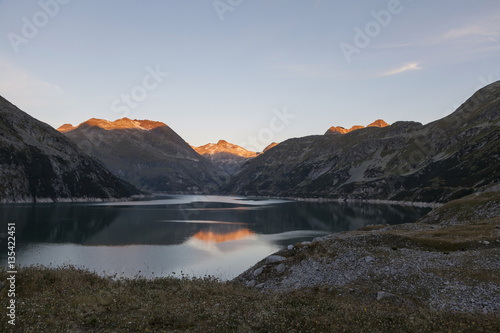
<box><xmin>60</xmin><ymin>118</ymin><xmax>226</xmax><ymax>193</ymax></box>
<box><xmin>0</xmin><ymin>96</ymin><xmax>137</xmax><ymax>203</ymax></box>
<box><xmin>224</xmin><ymin>82</ymin><xmax>500</xmax><ymax>203</ymax></box>
<box><xmin>192</xmin><ymin>140</ymin><xmax>258</xmax><ymax>175</ymax></box>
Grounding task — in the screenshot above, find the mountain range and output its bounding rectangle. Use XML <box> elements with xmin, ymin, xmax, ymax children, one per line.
<box><xmin>1</xmin><ymin>81</ymin><xmax>498</xmax><ymax>203</ymax></box>
<box><xmin>224</xmin><ymin>82</ymin><xmax>500</xmax><ymax>203</ymax></box>
<box><xmin>58</xmin><ymin>118</ymin><xmax>390</xmax><ymax>185</ymax></box>
<box><xmin>0</xmin><ymin>96</ymin><xmax>137</xmax><ymax>203</ymax></box>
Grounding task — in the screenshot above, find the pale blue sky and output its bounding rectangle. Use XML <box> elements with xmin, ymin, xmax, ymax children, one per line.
<box><xmin>0</xmin><ymin>0</ymin><xmax>499</xmax><ymax>151</ymax></box>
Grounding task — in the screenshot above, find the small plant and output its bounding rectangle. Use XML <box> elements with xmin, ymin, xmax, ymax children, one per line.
<box><xmin>1</xmin><ymin>265</ymin><xmax>498</xmax><ymax>332</ymax></box>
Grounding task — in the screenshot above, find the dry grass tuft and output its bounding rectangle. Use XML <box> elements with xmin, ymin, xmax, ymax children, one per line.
<box><xmin>1</xmin><ymin>265</ymin><xmax>499</xmax><ymax>332</ymax></box>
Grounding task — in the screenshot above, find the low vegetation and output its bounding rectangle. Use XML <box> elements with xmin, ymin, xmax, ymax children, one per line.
<box><xmin>0</xmin><ymin>264</ymin><xmax>498</xmax><ymax>332</ymax></box>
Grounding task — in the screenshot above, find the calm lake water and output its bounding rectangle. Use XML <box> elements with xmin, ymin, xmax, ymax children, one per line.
<box><xmin>0</xmin><ymin>195</ymin><xmax>431</xmax><ymax>280</ymax></box>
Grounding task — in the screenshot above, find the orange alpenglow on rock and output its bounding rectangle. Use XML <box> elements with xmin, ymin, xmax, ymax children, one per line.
<box><xmin>325</xmin><ymin>119</ymin><xmax>389</xmax><ymax>135</ymax></box>
<box><xmin>57</xmin><ymin>124</ymin><xmax>76</xmax><ymax>132</ymax></box>
<box><xmin>263</xmin><ymin>142</ymin><xmax>279</xmax><ymax>153</ymax></box>
<box><xmin>57</xmin><ymin>118</ymin><xmax>166</xmax><ymax>132</ymax></box>
<box><xmin>367</xmin><ymin>119</ymin><xmax>390</xmax><ymax>128</ymax></box>
<box><xmin>192</xmin><ymin>140</ymin><xmax>258</xmax><ymax>158</ymax></box>
<box><xmin>191</xmin><ymin>228</ymin><xmax>255</xmax><ymax>243</ymax></box>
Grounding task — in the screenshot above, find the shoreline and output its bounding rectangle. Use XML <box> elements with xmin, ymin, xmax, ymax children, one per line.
<box><xmin>248</xmin><ymin>195</ymin><xmax>443</xmax><ymax>208</ymax></box>
<box><xmin>0</xmin><ymin>194</ymin><xmax>152</xmax><ymax>205</ymax></box>
<box><xmin>292</xmin><ymin>197</ymin><xmax>442</xmax><ymax>208</ymax></box>
<box><xmin>0</xmin><ymin>192</ymin><xmax>442</xmax><ymax>208</ymax></box>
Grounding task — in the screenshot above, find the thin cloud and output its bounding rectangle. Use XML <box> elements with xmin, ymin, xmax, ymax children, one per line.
<box><xmin>0</xmin><ymin>58</ymin><xmax>62</xmax><ymax>109</ymax></box>
<box><xmin>376</xmin><ymin>13</ymin><xmax>500</xmax><ymax>52</ymax></box>
<box><xmin>443</xmin><ymin>24</ymin><xmax>500</xmax><ymax>41</ymax></box>
<box><xmin>381</xmin><ymin>62</ymin><xmax>422</xmax><ymax>77</ymax></box>
<box><xmin>429</xmin><ymin>13</ymin><xmax>500</xmax><ymax>45</ymax></box>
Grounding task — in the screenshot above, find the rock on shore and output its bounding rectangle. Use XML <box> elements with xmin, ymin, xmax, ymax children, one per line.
<box><xmin>235</xmin><ymin>192</ymin><xmax>500</xmax><ymax>313</ymax></box>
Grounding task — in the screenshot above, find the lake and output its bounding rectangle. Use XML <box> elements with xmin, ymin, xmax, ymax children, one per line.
<box><xmin>0</xmin><ymin>195</ymin><xmax>431</xmax><ymax>280</ymax></box>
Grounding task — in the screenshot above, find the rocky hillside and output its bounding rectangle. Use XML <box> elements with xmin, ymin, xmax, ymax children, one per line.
<box><xmin>192</xmin><ymin>140</ymin><xmax>258</xmax><ymax>175</ymax></box>
<box><xmin>224</xmin><ymin>82</ymin><xmax>500</xmax><ymax>203</ymax></box>
<box><xmin>235</xmin><ymin>191</ymin><xmax>500</xmax><ymax>313</ymax></box>
<box><xmin>0</xmin><ymin>96</ymin><xmax>137</xmax><ymax>203</ymax></box>
<box><xmin>59</xmin><ymin>118</ymin><xmax>226</xmax><ymax>193</ymax></box>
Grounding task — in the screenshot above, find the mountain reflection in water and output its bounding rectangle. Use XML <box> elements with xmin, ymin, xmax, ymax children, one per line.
<box><xmin>191</xmin><ymin>229</ymin><xmax>255</xmax><ymax>243</ymax></box>
<box><xmin>0</xmin><ymin>195</ymin><xmax>431</xmax><ymax>279</ymax></box>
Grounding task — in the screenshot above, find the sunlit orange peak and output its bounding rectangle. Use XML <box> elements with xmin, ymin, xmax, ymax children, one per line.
<box><xmin>325</xmin><ymin>119</ymin><xmax>389</xmax><ymax>135</ymax></box>
<box><xmin>263</xmin><ymin>142</ymin><xmax>279</xmax><ymax>153</ymax></box>
<box><xmin>192</xmin><ymin>229</ymin><xmax>255</xmax><ymax>243</ymax></box>
<box><xmin>57</xmin><ymin>123</ymin><xmax>76</xmax><ymax>132</ymax></box>
<box><xmin>192</xmin><ymin>140</ymin><xmax>258</xmax><ymax>158</ymax></box>
<box><xmin>57</xmin><ymin>118</ymin><xmax>166</xmax><ymax>132</ymax></box>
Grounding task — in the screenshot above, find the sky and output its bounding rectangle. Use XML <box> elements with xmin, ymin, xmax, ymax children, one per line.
<box><xmin>0</xmin><ymin>0</ymin><xmax>499</xmax><ymax>151</ymax></box>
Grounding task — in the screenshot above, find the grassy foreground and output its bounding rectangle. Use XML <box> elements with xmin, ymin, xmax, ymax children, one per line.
<box><xmin>0</xmin><ymin>265</ymin><xmax>498</xmax><ymax>332</ymax></box>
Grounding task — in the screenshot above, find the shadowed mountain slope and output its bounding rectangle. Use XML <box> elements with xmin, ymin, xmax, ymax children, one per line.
<box><xmin>0</xmin><ymin>96</ymin><xmax>137</xmax><ymax>203</ymax></box>
<box><xmin>60</xmin><ymin>118</ymin><xmax>226</xmax><ymax>193</ymax></box>
<box><xmin>224</xmin><ymin>82</ymin><xmax>500</xmax><ymax>203</ymax></box>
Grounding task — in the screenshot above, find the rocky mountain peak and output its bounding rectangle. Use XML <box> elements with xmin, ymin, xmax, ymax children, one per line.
<box><xmin>263</xmin><ymin>142</ymin><xmax>279</xmax><ymax>152</ymax></box>
<box><xmin>193</xmin><ymin>140</ymin><xmax>257</xmax><ymax>159</ymax></box>
<box><xmin>57</xmin><ymin>118</ymin><xmax>167</xmax><ymax>132</ymax></box>
<box><xmin>61</xmin><ymin>118</ymin><xmax>225</xmax><ymax>193</ymax></box>
<box><xmin>325</xmin><ymin>119</ymin><xmax>390</xmax><ymax>135</ymax></box>
<box><xmin>367</xmin><ymin>119</ymin><xmax>390</xmax><ymax>128</ymax></box>
<box><xmin>445</xmin><ymin>81</ymin><xmax>500</xmax><ymax>124</ymax></box>
<box><xmin>192</xmin><ymin>140</ymin><xmax>258</xmax><ymax>175</ymax></box>
<box><xmin>57</xmin><ymin>124</ymin><xmax>76</xmax><ymax>132</ymax></box>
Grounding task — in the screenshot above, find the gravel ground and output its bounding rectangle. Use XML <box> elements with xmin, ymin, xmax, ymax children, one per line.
<box><xmin>235</xmin><ymin>195</ymin><xmax>500</xmax><ymax>313</ymax></box>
